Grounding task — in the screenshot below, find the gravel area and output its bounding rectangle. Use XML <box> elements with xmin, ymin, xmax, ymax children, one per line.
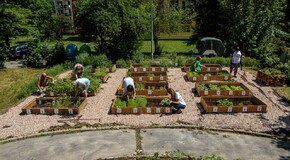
<box><xmin>0</xmin><ymin>67</ymin><xmax>290</xmax><ymax>140</ymax></box>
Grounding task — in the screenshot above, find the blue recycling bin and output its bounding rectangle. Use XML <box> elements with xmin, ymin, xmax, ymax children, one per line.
<box><xmin>65</xmin><ymin>44</ymin><xmax>78</xmax><ymax>59</ymax></box>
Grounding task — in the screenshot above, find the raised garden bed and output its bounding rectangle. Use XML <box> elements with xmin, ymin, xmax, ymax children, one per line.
<box><xmin>256</xmin><ymin>70</ymin><xmax>286</xmax><ymax>86</ymax></box>
<box><xmin>200</xmin><ymin>96</ymin><xmax>267</xmax><ymax>113</ymax></box>
<box><xmin>130</xmin><ymin>66</ymin><xmax>168</xmax><ymax>72</ymax></box>
<box><xmin>117</xmin><ymin>83</ymin><xmax>168</xmax><ymax>96</ymax></box>
<box><xmin>132</xmin><ymin>75</ymin><xmax>168</xmax><ymax>82</ymax></box>
<box><xmin>195</xmin><ymin>82</ymin><xmax>250</xmax><ymax>96</ymax></box>
<box><xmin>22</xmin><ymin>97</ymin><xmax>87</xmax><ymax>115</ymax></box>
<box><xmin>129</xmin><ymin>71</ymin><xmax>168</xmax><ymax>77</ymax></box>
<box><xmin>186</xmin><ymin>70</ymin><xmax>231</xmax><ymax>82</ymax></box>
<box><xmin>183</xmin><ymin>64</ymin><xmax>222</xmax><ymax>72</ymax></box>
<box><xmin>106</xmin><ymin>64</ymin><xmax>116</xmax><ymax>73</ymax></box>
<box><xmin>111</xmin><ymin>97</ymin><xmax>172</xmax><ymax>114</ymax></box>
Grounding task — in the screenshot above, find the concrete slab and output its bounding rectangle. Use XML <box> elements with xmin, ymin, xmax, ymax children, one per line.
<box><xmin>141</xmin><ymin>128</ymin><xmax>290</xmax><ymax>160</ymax></box>
<box><xmin>0</xmin><ymin>130</ymin><xmax>136</xmax><ymax>160</ymax></box>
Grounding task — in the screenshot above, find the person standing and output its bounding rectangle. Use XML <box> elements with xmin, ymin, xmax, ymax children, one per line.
<box><xmin>72</xmin><ymin>78</ymin><xmax>90</xmax><ymax>99</ymax></box>
<box><xmin>230</xmin><ymin>47</ymin><xmax>242</xmax><ymax>78</ymax></box>
<box><xmin>122</xmin><ymin>77</ymin><xmax>136</xmax><ymax>99</ymax></box>
<box><xmin>71</xmin><ymin>63</ymin><xmax>84</xmax><ymax>80</ymax></box>
<box><xmin>167</xmin><ymin>88</ymin><xmax>186</xmax><ymax>114</ymax></box>
<box><xmin>190</xmin><ymin>56</ymin><xmax>202</xmax><ymax>72</ymax></box>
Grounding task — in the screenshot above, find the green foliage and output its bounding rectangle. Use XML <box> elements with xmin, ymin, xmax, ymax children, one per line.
<box><xmin>46</xmin><ymin>79</ymin><xmax>73</xmax><ymax>93</ymax></box>
<box><xmin>140</xmin><ymin>60</ymin><xmax>152</xmax><ymax>68</ymax></box>
<box><xmin>91</xmin><ymin>68</ymin><xmax>108</xmax><ymax>79</ymax></box>
<box><xmin>217</xmin><ymin>99</ymin><xmax>233</xmax><ymax>107</ymax></box>
<box><xmin>220</xmin><ymin>85</ymin><xmax>231</xmax><ymax>91</ymax></box>
<box><xmin>46</xmin><ymin>41</ymin><xmax>66</xmax><ymax>66</ymax></box>
<box><xmin>230</xmin><ymin>85</ymin><xmax>244</xmax><ymax>91</ymax></box>
<box><xmin>114</xmin><ymin>98</ymin><xmax>127</xmax><ymax>108</ymax></box>
<box><xmin>148</xmin><ymin>86</ymin><xmax>156</xmax><ymax>90</ymax></box>
<box><xmin>134</xmin><ymin>97</ymin><xmax>147</xmax><ymax>107</ymax></box>
<box><xmin>22</xmin><ymin>42</ymin><xmax>46</xmax><ymax>68</ymax></box>
<box><xmin>262</xmin><ymin>68</ymin><xmax>282</xmax><ymax>76</ymax></box>
<box><xmin>238</xmin><ymin>102</ymin><xmax>245</xmax><ymax>106</ymax></box>
<box><xmin>92</xmin><ymin>54</ymin><xmax>112</xmax><ymax>68</ymax></box>
<box><xmin>75</xmin><ymin>0</ymin><xmax>148</xmax><ymax>62</ymax></box>
<box><xmin>135</xmin><ymin>83</ymin><xmax>145</xmax><ymax>90</ymax></box>
<box><xmin>159</xmin><ymin>86</ymin><xmax>167</xmax><ymax>90</ymax></box>
<box><xmin>116</xmin><ymin>59</ymin><xmax>130</xmax><ymax>68</ymax></box>
<box><xmin>175</xmin><ymin>56</ymin><xmax>187</xmax><ymax>67</ymax></box>
<box><xmin>147</xmin><ymin>73</ymin><xmax>155</xmax><ymax>77</ymax></box>
<box><xmin>216</xmin><ymin>70</ymin><xmax>229</xmax><ymax>76</ymax></box>
<box><xmin>197</xmin><ymin>84</ymin><xmax>208</xmax><ymax>90</ymax></box>
<box><xmin>0</xmin><ymin>44</ymin><xmax>8</xmax><ymax>68</ymax></box>
<box><xmin>53</xmin><ymin>97</ymin><xmax>72</xmax><ymax>109</ymax></box>
<box><xmin>209</xmin><ymin>84</ymin><xmax>220</xmax><ymax>90</ymax></box>
<box><xmin>132</xmin><ymin>51</ymin><xmax>145</xmax><ymax>64</ymax></box>
<box><xmin>159</xmin><ymin>98</ymin><xmax>170</xmax><ymax>106</ymax></box>
<box><xmin>87</xmin><ymin>78</ymin><xmax>101</xmax><ymax>92</ymax></box>
<box><xmin>75</xmin><ymin>52</ymin><xmax>92</xmax><ymax>66</ymax></box>
<box><xmin>159</xmin><ymin>58</ymin><xmax>174</xmax><ymax>67</ymax></box>
<box><xmin>189</xmin><ymin>72</ymin><xmax>199</xmax><ymax>77</ymax></box>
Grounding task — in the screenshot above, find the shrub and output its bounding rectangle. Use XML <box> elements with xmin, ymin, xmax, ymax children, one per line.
<box><xmin>75</xmin><ymin>52</ymin><xmax>92</xmax><ymax>66</ymax></box>
<box><xmin>46</xmin><ymin>41</ymin><xmax>66</xmax><ymax>67</ymax></box>
<box><xmin>116</xmin><ymin>58</ymin><xmax>129</xmax><ymax>68</ymax></box>
<box><xmin>22</xmin><ymin>42</ymin><xmax>46</xmax><ymax>68</ymax></box>
<box><xmin>132</xmin><ymin>51</ymin><xmax>145</xmax><ymax>64</ymax></box>
<box><xmin>92</xmin><ymin>54</ymin><xmax>112</xmax><ymax>68</ymax></box>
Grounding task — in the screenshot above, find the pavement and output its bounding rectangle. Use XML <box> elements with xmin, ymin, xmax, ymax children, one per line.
<box><xmin>4</xmin><ymin>60</ymin><xmax>25</xmax><ymax>68</ymax></box>
<box><xmin>0</xmin><ymin>128</ymin><xmax>290</xmax><ymax>160</ymax></box>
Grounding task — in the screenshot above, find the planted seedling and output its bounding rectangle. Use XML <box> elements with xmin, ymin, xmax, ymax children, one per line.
<box><xmin>114</xmin><ymin>98</ymin><xmax>127</xmax><ymax>108</ymax></box>
<box><xmin>209</xmin><ymin>84</ymin><xmax>220</xmax><ymax>90</ymax></box>
<box><xmin>197</xmin><ymin>84</ymin><xmax>208</xmax><ymax>90</ymax></box>
<box><xmin>189</xmin><ymin>72</ymin><xmax>199</xmax><ymax>77</ymax></box>
<box><xmin>160</xmin><ymin>98</ymin><xmax>170</xmax><ymax>106</ymax></box>
<box><xmin>216</xmin><ymin>99</ymin><xmax>233</xmax><ymax>106</ymax></box>
<box><xmin>220</xmin><ymin>85</ymin><xmax>231</xmax><ymax>90</ymax></box>
<box><xmin>230</xmin><ymin>85</ymin><xmax>244</xmax><ymax>91</ymax></box>
<box><xmin>216</xmin><ymin>71</ymin><xmax>229</xmax><ymax>75</ymax></box>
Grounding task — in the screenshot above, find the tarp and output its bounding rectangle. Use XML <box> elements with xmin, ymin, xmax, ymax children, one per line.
<box><xmin>196</xmin><ymin>37</ymin><xmax>225</xmax><ymax>56</ymax></box>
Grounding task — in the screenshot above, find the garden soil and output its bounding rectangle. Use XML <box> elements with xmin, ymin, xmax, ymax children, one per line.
<box><xmin>0</xmin><ymin>68</ymin><xmax>290</xmax><ymax>140</ymax></box>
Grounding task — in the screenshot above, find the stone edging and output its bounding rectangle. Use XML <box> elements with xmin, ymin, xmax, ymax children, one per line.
<box><xmin>1</xmin><ymin>125</ymin><xmax>289</xmax><ymax>144</ymax></box>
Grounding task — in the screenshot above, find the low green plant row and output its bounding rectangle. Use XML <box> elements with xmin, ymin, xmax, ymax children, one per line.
<box><xmin>114</xmin><ymin>97</ymin><xmax>147</xmax><ymax>108</ymax></box>
<box><xmin>216</xmin><ymin>99</ymin><xmax>248</xmax><ymax>106</ymax></box>
<box><xmin>189</xmin><ymin>70</ymin><xmax>229</xmax><ymax>77</ymax></box>
<box><xmin>197</xmin><ymin>84</ymin><xmax>244</xmax><ymax>91</ymax></box>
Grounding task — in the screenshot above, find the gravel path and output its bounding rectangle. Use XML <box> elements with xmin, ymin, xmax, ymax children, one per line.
<box><xmin>0</xmin><ymin>68</ymin><xmax>290</xmax><ymax>140</ymax></box>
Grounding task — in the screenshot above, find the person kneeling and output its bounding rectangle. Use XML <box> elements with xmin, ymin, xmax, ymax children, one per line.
<box><xmin>167</xmin><ymin>88</ymin><xmax>186</xmax><ymax>114</ymax></box>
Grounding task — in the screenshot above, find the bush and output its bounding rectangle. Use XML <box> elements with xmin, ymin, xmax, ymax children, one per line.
<box><xmin>116</xmin><ymin>58</ymin><xmax>130</xmax><ymax>68</ymax></box>
<box><xmin>22</xmin><ymin>42</ymin><xmax>46</xmax><ymax>68</ymax></box>
<box><xmin>132</xmin><ymin>51</ymin><xmax>145</xmax><ymax>64</ymax></box>
<box><xmin>46</xmin><ymin>41</ymin><xmax>66</xmax><ymax>67</ymax></box>
<box><xmin>91</xmin><ymin>54</ymin><xmax>112</xmax><ymax>68</ymax></box>
<box><xmin>75</xmin><ymin>53</ymin><xmax>92</xmax><ymax>66</ymax></box>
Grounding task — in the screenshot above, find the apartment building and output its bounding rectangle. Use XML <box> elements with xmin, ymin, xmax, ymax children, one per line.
<box><xmin>54</xmin><ymin>0</ymin><xmax>76</xmax><ymax>33</ymax></box>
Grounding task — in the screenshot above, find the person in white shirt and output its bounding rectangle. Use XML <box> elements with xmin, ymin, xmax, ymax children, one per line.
<box><xmin>122</xmin><ymin>77</ymin><xmax>136</xmax><ymax>99</ymax></box>
<box><xmin>168</xmin><ymin>88</ymin><xmax>186</xmax><ymax>114</ymax></box>
<box><xmin>230</xmin><ymin>47</ymin><xmax>242</xmax><ymax>78</ymax></box>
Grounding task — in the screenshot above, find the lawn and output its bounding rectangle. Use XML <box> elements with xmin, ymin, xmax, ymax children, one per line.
<box><xmin>0</xmin><ymin>68</ymin><xmax>44</xmax><ymax>114</ymax></box>
<box><xmin>274</xmin><ymin>86</ymin><xmax>290</xmax><ymax>102</ymax></box>
<box><xmin>10</xmin><ymin>35</ymin><xmax>194</xmax><ymax>55</ymax></box>
<box><xmin>139</xmin><ymin>40</ymin><xmax>194</xmax><ymax>54</ymax></box>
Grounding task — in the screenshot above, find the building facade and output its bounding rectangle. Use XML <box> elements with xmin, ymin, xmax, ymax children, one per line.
<box><xmin>54</xmin><ymin>0</ymin><xmax>76</xmax><ymax>33</ymax></box>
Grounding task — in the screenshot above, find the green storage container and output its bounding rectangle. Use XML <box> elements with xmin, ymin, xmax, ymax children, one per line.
<box><xmin>79</xmin><ymin>44</ymin><xmax>91</xmax><ymax>54</ymax></box>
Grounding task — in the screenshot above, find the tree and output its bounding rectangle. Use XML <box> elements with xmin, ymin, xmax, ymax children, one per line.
<box><xmin>152</xmin><ymin>0</ymin><xmax>192</xmax><ymax>55</ymax></box>
<box><xmin>75</xmin><ymin>0</ymin><xmax>149</xmax><ymax>62</ymax></box>
<box><xmin>190</xmin><ymin>0</ymin><xmax>287</xmax><ymax>68</ymax></box>
<box><xmin>0</xmin><ymin>1</ymin><xmax>32</xmax><ymax>47</ymax></box>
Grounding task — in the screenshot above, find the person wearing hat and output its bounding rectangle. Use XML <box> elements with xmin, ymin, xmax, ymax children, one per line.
<box><xmin>190</xmin><ymin>56</ymin><xmax>202</xmax><ymax>72</ymax></box>
<box><xmin>72</xmin><ymin>78</ymin><xmax>90</xmax><ymax>99</ymax></box>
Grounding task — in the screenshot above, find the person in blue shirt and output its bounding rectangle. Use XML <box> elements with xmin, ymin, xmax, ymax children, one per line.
<box><xmin>72</xmin><ymin>78</ymin><xmax>90</xmax><ymax>99</ymax></box>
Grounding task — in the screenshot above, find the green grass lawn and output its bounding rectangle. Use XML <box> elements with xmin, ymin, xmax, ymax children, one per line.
<box><xmin>274</xmin><ymin>86</ymin><xmax>290</xmax><ymax>102</ymax></box>
<box><xmin>139</xmin><ymin>40</ymin><xmax>194</xmax><ymax>54</ymax></box>
<box><xmin>10</xmin><ymin>35</ymin><xmax>194</xmax><ymax>54</ymax></box>
<box><xmin>0</xmin><ymin>68</ymin><xmax>44</xmax><ymax>114</ymax></box>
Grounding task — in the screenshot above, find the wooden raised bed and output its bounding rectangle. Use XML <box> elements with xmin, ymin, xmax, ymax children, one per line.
<box><xmin>256</xmin><ymin>70</ymin><xmax>286</xmax><ymax>86</ymax></box>
<box><xmin>130</xmin><ymin>67</ymin><xmax>168</xmax><ymax>72</ymax></box>
<box><xmin>183</xmin><ymin>64</ymin><xmax>222</xmax><ymax>72</ymax></box>
<box><xmin>111</xmin><ymin>97</ymin><xmax>172</xmax><ymax>114</ymax></box>
<box><xmin>186</xmin><ymin>71</ymin><xmax>232</xmax><ymax>82</ymax></box>
<box><xmin>130</xmin><ymin>71</ymin><xmax>168</xmax><ymax>77</ymax></box>
<box><xmin>117</xmin><ymin>83</ymin><xmax>168</xmax><ymax>96</ymax></box>
<box><xmin>108</xmin><ymin>64</ymin><xmax>117</xmax><ymax>73</ymax></box>
<box><xmin>132</xmin><ymin>75</ymin><xmax>168</xmax><ymax>82</ymax></box>
<box><xmin>195</xmin><ymin>82</ymin><xmax>250</xmax><ymax>96</ymax></box>
<box><xmin>22</xmin><ymin>97</ymin><xmax>87</xmax><ymax>115</ymax></box>
<box><xmin>200</xmin><ymin>96</ymin><xmax>267</xmax><ymax>113</ymax></box>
